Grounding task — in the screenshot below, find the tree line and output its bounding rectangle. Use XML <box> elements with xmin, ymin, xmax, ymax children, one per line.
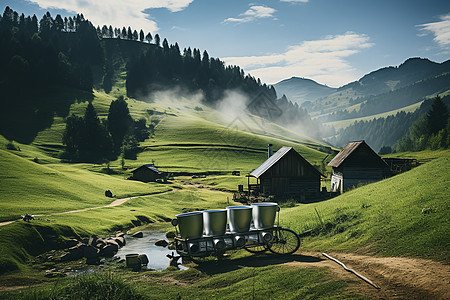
<box><xmin>327</xmin><ymin>96</ymin><xmax>449</xmax><ymax>153</ymax></box>
<box><xmin>125</xmin><ymin>39</ymin><xmax>319</xmax><ymax>137</ymax></box>
<box><xmin>63</xmin><ymin>97</ymin><xmax>151</xmax><ymax>162</ymax></box>
<box><xmin>317</xmin><ymin>73</ymin><xmax>450</xmax><ymax>124</ymax></box>
<box><xmin>396</xmin><ymin>96</ymin><xmax>449</xmax><ymax>152</ymax></box>
<box><xmin>0</xmin><ymin>6</ymin><xmax>320</xmax><ymax>146</ymax></box>
<box><xmin>0</xmin><ymin>7</ymin><xmax>103</xmax><ymax>95</ymax></box>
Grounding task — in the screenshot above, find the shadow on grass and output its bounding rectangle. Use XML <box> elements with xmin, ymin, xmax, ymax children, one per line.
<box><xmin>0</xmin><ymin>87</ymin><xmax>93</xmax><ymax>144</ymax></box>
<box><xmin>192</xmin><ymin>252</ymin><xmax>323</xmax><ymax>275</ymax></box>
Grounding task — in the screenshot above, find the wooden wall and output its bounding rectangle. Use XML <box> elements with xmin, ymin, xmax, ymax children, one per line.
<box><xmin>132</xmin><ymin>168</ymin><xmax>160</xmax><ymax>183</ymax></box>
<box><xmin>259</xmin><ymin>150</ymin><xmax>321</xmax><ymax>196</ymax></box>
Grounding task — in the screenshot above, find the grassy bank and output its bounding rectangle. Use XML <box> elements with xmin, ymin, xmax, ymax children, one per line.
<box><xmin>282</xmin><ymin>150</ymin><xmax>450</xmax><ymax>261</ymax></box>
<box><xmin>2</xmin><ymin>257</ymin><xmax>362</xmax><ymax>300</ymax></box>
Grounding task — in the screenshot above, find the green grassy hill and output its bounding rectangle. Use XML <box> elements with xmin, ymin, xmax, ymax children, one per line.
<box><xmin>0</xmin><ymin>87</ymin><xmax>335</xmax><ymax>274</ymax></box>
<box><xmin>282</xmin><ymin>150</ymin><xmax>450</xmax><ymax>261</ymax></box>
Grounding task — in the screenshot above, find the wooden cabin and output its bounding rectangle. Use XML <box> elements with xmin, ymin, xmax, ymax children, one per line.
<box><xmin>248</xmin><ymin>146</ymin><xmax>323</xmax><ymax>197</ymax></box>
<box><xmin>328</xmin><ymin>140</ymin><xmax>391</xmax><ymax>193</ymax></box>
<box><xmin>130</xmin><ymin>164</ymin><xmax>165</xmax><ymax>182</ymax></box>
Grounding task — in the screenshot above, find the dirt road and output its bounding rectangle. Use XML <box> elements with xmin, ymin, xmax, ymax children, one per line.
<box><xmin>284</xmin><ymin>251</ymin><xmax>450</xmax><ymax>299</ymax></box>
<box><xmin>0</xmin><ymin>190</ymin><xmax>174</xmax><ymax>226</ymax></box>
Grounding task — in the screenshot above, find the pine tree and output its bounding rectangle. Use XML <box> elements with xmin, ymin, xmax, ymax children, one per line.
<box><xmin>426</xmin><ymin>96</ymin><xmax>448</xmax><ymax>135</ymax></box>
<box><xmin>107</xmin><ymin>96</ymin><xmax>133</xmax><ymax>149</ymax></box>
<box><xmin>145</xmin><ymin>32</ymin><xmax>152</xmax><ymax>43</ymax></box>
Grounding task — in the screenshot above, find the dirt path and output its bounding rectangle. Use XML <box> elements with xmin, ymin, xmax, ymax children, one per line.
<box><xmin>0</xmin><ymin>190</ymin><xmax>174</xmax><ymax>226</ymax></box>
<box><xmin>285</xmin><ymin>251</ymin><xmax>450</xmax><ymax>299</ymax></box>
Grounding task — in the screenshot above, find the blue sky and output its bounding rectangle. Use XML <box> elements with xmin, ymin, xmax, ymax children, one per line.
<box><xmin>3</xmin><ymin>0</ymin><xmax>450</xmax><ymax>87</ymax></box>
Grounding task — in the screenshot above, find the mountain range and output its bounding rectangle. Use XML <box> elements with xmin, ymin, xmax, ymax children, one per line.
<box><xmin>274</xmin><ymin>57</ymin><xmax>450</xmax><ymax>118</ymax></box>
<box><xmin>274</xmin><ymin>57</ymin><xmax>450</xmax><ymax>151</ymax></box>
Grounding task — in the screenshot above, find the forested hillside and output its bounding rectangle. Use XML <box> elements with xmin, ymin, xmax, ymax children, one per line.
<box><xmin>327</xmin><ymin>95</ymin><xmax>450</xmax><ymax>151</ymax></box>
<box><xmin>0</xmin><ymin>7</ymin><xmax>319</xmax><ymax>148</ymax></box>
<box><xmin>317</xmin><ymin>72</ymin><xmax>450</xmax><ymax>123</ymax></box>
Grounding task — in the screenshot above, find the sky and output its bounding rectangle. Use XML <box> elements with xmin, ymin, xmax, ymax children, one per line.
<box><xmin>3</xmin><ymin>0</ymin><xmax>450</xmax><ymax>87</ymax></box>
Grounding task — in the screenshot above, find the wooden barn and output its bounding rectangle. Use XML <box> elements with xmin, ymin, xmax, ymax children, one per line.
<box><xmin>328</xmin><ymin>140</ymin><xmax>391</xmax><ymax>193</ymax></box>
<box><xmin>248</xmin><ymin>145</ymin><xmax>323</xmax><ymax>197</ymax></box>
<box><xmin>130</xmin><ymin>164</ymin><xmax>165</xmax><ymax>183</ymax></box>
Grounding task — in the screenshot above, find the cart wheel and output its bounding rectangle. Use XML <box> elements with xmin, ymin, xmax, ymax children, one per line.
<box><xmin>244</xmin><ymin>245</ymin><xmax>268</xmax><ymax>254</ymax></box>
<box><xmin>267</xmin><ymin>228</ymin><xmax>300</xmax><ymax>255</ymax></box>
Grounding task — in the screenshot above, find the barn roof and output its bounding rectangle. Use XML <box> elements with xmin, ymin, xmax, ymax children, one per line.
<box><xmin>328</xmin><ymin>140</ymin><xmax>384</xmax><ymax>168</ymax></box>
<box><xmin>131</xmin><ymin>164</ymin><xmax>163</xmax><ymax>174</ymax></box>
<box><xmin>250</xmin><ymin>146</ymin><xmax>323</xmax><ymax>178</ymax></box>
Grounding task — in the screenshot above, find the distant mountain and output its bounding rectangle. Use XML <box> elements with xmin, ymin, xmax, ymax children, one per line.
<box><xmin>305</xmin><ymin>58</ymin><xmax>450</xmax><ymax>117</ymax></box>
<box><xmin>340</xmin><ymin>57</ymin><xmax>450</xmax><ymax>96</ymax></box>
<box><xmin>273</xmin><ymin>77</ymin><xmax>336</xmax><ymax>105</ymax></box>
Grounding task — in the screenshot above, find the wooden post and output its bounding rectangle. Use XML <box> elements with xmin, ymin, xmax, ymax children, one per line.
<box><xmin>247</xmin><ymin>175</ymin><xmax>250</xmax><ymax>202</ymax></box>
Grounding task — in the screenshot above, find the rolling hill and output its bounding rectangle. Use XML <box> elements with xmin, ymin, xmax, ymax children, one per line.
<box><xmin>279</xmin><ymin>58</ymin><xmax>450</xmax><ymax>151</ymax></box>
<box><xmin>0</xmin><ymin>7</ymin><xmax>449</xmax><ymax>299</ymax></box>
<box><xmin>273</xmin><ymin>77</ymin><xmax>336</xmax><ymax>105</ymax></box>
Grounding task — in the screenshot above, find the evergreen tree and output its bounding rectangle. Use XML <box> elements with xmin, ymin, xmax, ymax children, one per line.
<box><xmin>145</xmin><ymin>32</ymin><xmax>152</xmax><ymax>43</ymax></box>
<box><xmin>139</xmin><ymin>29</ymin><xmax>144</xmax><ymax>42</ymax></box>
<box><xmin>127</xmin><ymin>27</ymin><xmax>132</xmax><ymax>40</ymax></box>
<box><xmin>426</xmin><ymin>96</ymin><xmax>448</xmax><ymax>135</ymax></box>
<box><xmin>107</xmin><ymin>96</ymin><xmax>133</xmax><ymax>149</ymax></box>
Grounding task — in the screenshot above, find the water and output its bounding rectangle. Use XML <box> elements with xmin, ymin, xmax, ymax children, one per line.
<box><xmin>116</xmin><ymin>230</ymin><xmax>187</xmax><ymax>270</ymax></box>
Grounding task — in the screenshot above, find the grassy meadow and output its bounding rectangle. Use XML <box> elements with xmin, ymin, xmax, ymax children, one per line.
<box><xmin>0</xmin><ymin>87</ymin><xmax>448</xmax><ymax>299</ymax></box>
<box><xmin>281</xmin><ymin>151</ymin><xmax>449</xmax><ymax>261</ymax></box>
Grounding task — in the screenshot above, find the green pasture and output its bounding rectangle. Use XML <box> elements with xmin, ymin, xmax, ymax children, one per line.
<box><xmin>281</xmin><ymin>150</ymin><xmax>450</xmax><ymax>261</ymax></box>
<box><xmin>0</xmin><ymin>148</ymin><xmax>169</xmax><ymax>222</ymax></box>
<box><xmin>324</xmin><ymin>101</ymin><xmax>423</xmax><ymax>131</ymax></box>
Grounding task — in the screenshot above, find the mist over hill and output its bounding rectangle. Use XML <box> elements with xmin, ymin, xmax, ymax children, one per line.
<box><xmin>274</xmin><ymin>57</ymin><xmax>450</xmax><ymax>152</ymax></box>
<box><xmin>0</xmin><ymin>6</ymin><xmax>320</xmax><ymax>147</ymax></box>
<box><xmin>0</xmin><ymin>6</ymin><xmax>448</xmax><ymax>155</ymax></box>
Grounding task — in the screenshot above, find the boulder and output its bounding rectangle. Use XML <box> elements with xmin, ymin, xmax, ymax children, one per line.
<box><xmin>66</xmin><ymin>239</ymin><xmax>79</xmax><ymax>248</ymax></box>
<box><xmin>105</xmin><ymin>239</ymin><xmax>119</xmax><ymax>252</ymax></box>
<box><xmin>131</xmin><ymin>231</ymin><xmax>143</xmax><ymax>238</ymax></box>
<box><xmin>83</xmin><ymin>245</ymin><xmax>99</xmax><ymax>259</ymax></box>
<box><xmin>101</xmin><ymin>244</ymin><xmax>116</xmax><ymax>258</ymax></box>
<box><xmin>88</xmin><ymin>235</ymin><xmax>98</xmax><ymax>246</ymax></box>
<box><xmin>114</xmin><ymin>236</ymin><xmax>125</xmax><ymax>247</ymax></box>
<box><xmin>68</xmin><ymin>243</ymin><xmax>86</xmax><ymax>260</ymax></box>
<box><xmin>95</xmin><ymin>238</ymin><xmax>106</xmax><ymax>249</ymax></box>
<box><xmin>86</xmin><ymin>256</ymin><xmax>100</xmax><ymax>265</ymax></box>
<box><xmin>155</xmin><ymin>239</ymin><xmax>169</xmax><ymax>247</ymax></box>
<box><xmin>116</xmin><ymin>232</ymin><xmax>125</xmax><ymax>238</ymax></box>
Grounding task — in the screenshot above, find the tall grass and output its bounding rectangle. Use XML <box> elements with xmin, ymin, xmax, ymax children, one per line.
<box><xmin>5</xmin><ymin>273</ymin><xmax>143</xmax><ymax>300</ymax></box>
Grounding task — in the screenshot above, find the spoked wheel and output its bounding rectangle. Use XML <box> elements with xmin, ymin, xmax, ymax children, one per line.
<box><xmin>267</xmin><ymin>228</ymin><xmax>300</xmax><ymax>255</ymax></box>
<box><xmin>244</xmin><ymin>244</ymin><xmax>268</xmax><ymax>254</ymax></box>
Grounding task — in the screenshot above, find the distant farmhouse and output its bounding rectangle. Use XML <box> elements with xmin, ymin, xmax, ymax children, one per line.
<box><xmin>130</xmin><ymin>164</ymin><xmax>165</xmax><ymax>183</ymax></box>
<box><xmin>248</xmin><ymin>145</ymin><xmax>324</xmax><ymax>198</ymax></box>
<box><xmin>328</xmin><ymin>140</ymin><xmax>391</xmax><ymax>193</ymax></box>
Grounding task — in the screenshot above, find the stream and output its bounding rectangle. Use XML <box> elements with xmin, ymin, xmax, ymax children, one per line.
<box><xmin>116</xmin><ymin>230</ymin><xmax>187</xmax><ymax>270</ymax></box>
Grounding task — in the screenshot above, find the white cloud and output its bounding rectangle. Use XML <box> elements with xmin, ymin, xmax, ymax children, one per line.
<box><xmin>223</xmin><ymin>32</ymin><xmax>374</xmax><ymax>87</ymax></box>
<box><xmin>224</xmin><ymin>5</ymin><xmax>276</xmax><ymax>23</ymax></box>
<box><xmin>417</xmin><ymin>14</ymin><xmax>450</xmax><ymax>47</ymax></box>
<box><xmin>280</xmin><ymin>0</ymin><xmax>309</xmax><ymax>3</ymax></box>
<box><xmin>25</xmin><ymin>0</ymin><xmax>194</xmax><ymax>32</ymax></box>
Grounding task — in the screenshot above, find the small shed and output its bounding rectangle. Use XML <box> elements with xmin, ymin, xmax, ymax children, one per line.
<box><xmin>130</xmin><ymin>164</ymin><xmax>165</xmax><ymax>183</ymax></box>
<box><xmin>248</xmin><ymin>146</ymin><xmax>323</xmax><ymax>197</ymax></box>
<box><xmin>328</xmin><ymin>140</ymin><xmax>391</xmax><ymax>193</ymax></box>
